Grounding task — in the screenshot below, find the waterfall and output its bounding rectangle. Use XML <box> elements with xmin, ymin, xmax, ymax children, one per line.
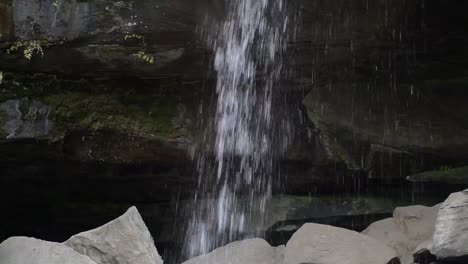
<box><xmin>183</xmin><ymin>0</ymin><xmax>292</xmax><ymax>259</ymax></box>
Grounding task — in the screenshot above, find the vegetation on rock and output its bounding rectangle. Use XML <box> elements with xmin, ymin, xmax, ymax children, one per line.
<box><xmin>7</xmin><ymin>40</ymin><xmax>46</xmax><ymax>60</ymax></box>
<box><xmin>407</xmin><ymin>166</ymin><xmax>468</xmax><ymax>184</ymax></box>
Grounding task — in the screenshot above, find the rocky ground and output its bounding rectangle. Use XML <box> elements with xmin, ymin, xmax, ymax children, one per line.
<box><xmin>2</xmin><ymin>189</ymin><xmax>468</xmax><ymax>264</ymax></box>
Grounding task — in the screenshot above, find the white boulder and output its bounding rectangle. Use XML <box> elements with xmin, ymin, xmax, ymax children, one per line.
<box><xmin>64</xmin><ymin>206</ymin><xmax>163</xmax><ymax>264</ymax></box>
<box><xmin>362</xmin><ymin>218</ymin><xmax>412</xmax><ymax>263</ymax></box>
<box><xmin>432</xmin><ymin>189</ymin><xmax>468</xmax><ymax>259</ymax></box>
<box><xmin>393</xmin><ymin>205</ymin><xmax>439</xmax><ymax>241</ymax></box>
<box><xmin>182</xmin><ymin>238</ymin><xmax>283</xmax><ymax>264</ymax></box>
<box><xmin>285</xmin><ymin>223</ymin><xmax>398</xmax><ymax>264</ymax></box>
<box><xmin>362</xmin><ymin>204</ymin><xmax>439</xmax><ymax>264</ymax></box>
<box><xmin>0</xmin><ymin>237</ymin><xmax>97</xmax><ymax>264</ymax></box>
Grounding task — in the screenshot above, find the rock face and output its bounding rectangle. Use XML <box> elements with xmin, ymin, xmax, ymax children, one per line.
<box><xmin>285</xmin><ymin>223</ymin><xmax>398</xmax><ymax>264</ymax></box>
<box><xmin>0</xmin><ymin>99</ymin><xmax>52</xmax><ymax>139</ymax></box>
<box><xmin>64</xmin><ymin>206</ymin><xmax>163</xmax><ymax>264</ymax></box>
<box><xmin>432</xmin><ymin>189</ymin><xmax>468</xmax><ymax>260</ymax></box>
<box><xmin>363</xmin><ymin>205</ymin><xmax>439</xmax><ymax>264</ymax></box>
<box><xmin>0</xmin><ymin>237</ymin><xmax>97</xmax><ymax>264</ymax></box>
<box><xmin>182</xmin><ymin>238</ymin><xmax>283</xmax><ymax>264</ymax></box>
<box><xmin>301</xmin><ymin>1</ymin><xmax>468</xmax><ymax>177</ymax></box>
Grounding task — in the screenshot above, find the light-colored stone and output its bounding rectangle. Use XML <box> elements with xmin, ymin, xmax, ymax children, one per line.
<box><xmin>363</xmin><ymin>218</ymin><xmax>413</xmax><ymax>264</ymax></box>
<box><xmin>0</xmin><ymin>237</ymin><xmax>97</xmax><ymax>264</ymax></box>
<box><xmin>432</xmin><ymin>189</ymin><xmax>468</xmax><ymax>259</ymax></box>
<box><xmin>64</xmin><ymin>206</ymin><xmax>163</xmax><ymax>264</ymax></box>
<box><xmin>182</xmin><ymin>238</ymin><xmax>283</xmax><ymax>264</ymax></box>
<box><xmin>285</xmin><ymin>223</ymin><xmax>397</xmax><ymax>264</ymax></box>
<box><xmin>362</xmin><ymin>204</ymin><xmax>439</xmax><ymax>264</ymax></box>
<box><xmin>393</xmin><ymin>205</ymin><xmax>439</xmax><ymax>241</ymax></box>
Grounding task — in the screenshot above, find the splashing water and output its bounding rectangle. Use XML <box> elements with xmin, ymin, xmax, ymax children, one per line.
<box><xmin>184</xmin><ymin>0</ymin><xmax>292</xmax><ymax>259</ymax></box>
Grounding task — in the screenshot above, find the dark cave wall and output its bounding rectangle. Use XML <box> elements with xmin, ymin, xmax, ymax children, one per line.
<box><xmin>0</xmin><ymin>0</ymin><xmax>467</xmax><ymax>206</ymax></box>
<box><xmin>0</xmin><ymin>1</ymin><xmax>468</xmax><ymax>261</ymax></box>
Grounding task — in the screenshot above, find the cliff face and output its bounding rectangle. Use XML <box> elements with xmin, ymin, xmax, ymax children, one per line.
<box><xmin>2</xmin><ymin>0</ymin><xmax>467</xmax><ymax>173</ymax></box>
<box><xmin>299</xmin><ymin>0</ymin><xmax>468</xmax><ymax>178</ymax></box>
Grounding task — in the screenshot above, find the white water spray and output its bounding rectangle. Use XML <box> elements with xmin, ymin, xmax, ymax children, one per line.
<box><xmin>184</xmin><ymin>0</ymin><xmax>291</xmax><ymax>258</ymax></box>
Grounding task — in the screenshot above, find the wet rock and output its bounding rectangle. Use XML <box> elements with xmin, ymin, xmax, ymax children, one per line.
<box><xmin>165</xmin><ymin>195</ymin><xmax>397</xmax><ymax>246</ymax></box>
<box><xmin>406</xmin><ymin>166</ymin><xmax>468</xmax><ymax>185</ymax></box>
<box><xmin>266</xmin><ymin>212</ymin><xmax>392</xmax><ymax>247</ymax></box>
<box><xmin>0</xmin><ymin>237</ymin><xmax>97</xmax><ymax>264</ymax></box>
<box><xmin>285</xmin><ymin>223</ymin><xmax>398</xmax><ymax>264</ymax></box>
<box><xmin>432</xmin><ymin>189</ymin><xmax>468</xmax><ymax>260</ymax></box>
<box><xmin>363</xmin><ymin>205</ymin><xmax>439</xmax><ymax>264</ymax></box>
<box><xmin>0</xmin><ymin>0</ymin><xmax>213</xmax><ymax>78</ymax></box>
<box><xmin>0</xmin><ymin>99</ymin><xmax>52</xmax><ymax>139</ymax></box>
<box><xmin>300</xmin><ymin>1</ymin><xmax>468</xmax><ymax>173</ymax></box>
<box><xmin>0</xmin><ymin>73</ymin><xmax>198</xmax><ymax>163</ymax></box>
<box><xmin>262</xmin><ymin>195</ymin><xmax>397</xmax><ymax>235</ymax></box>
<box><xmin>12</xmin><ymin>0</ymin><xmax>202</xmax><ymax>41</ymax></box>
<box><xmin>0</xmin><ymin>2</ymin><xmax>14</xmax><ymax>42</ymax></box>
<box><xmin>64</xmin><ymin>207</ymin><xmax>163</xmax><ymax>264</ymax></box>
<box><xmin>182</xmin><ymin>238</ymin><xmax>283</xmax><ymax>264</ymax></box>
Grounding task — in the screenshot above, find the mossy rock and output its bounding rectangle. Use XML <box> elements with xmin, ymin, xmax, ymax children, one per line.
<box><xmin>0</xmin><ymin>71</ymin><xmax>196</xmax><ymax>140</ymax></box>
<box><xmin>43</xmin><ymin>92</ymin><xmax>191</xmax><ymax>140</ymax></box>
<box><xmin>407</xmin><ymin>166</ymin><xmax>468</xmax><ymax>184</ymax></box>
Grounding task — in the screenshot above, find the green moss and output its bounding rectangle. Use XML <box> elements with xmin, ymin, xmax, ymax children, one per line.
<box><xmin>43</xmin><ymin>92</ymin><xmax>188</xmax><ymax>139</ymax></box>
<box><xmin>407</xmin><ymin>165</ymin><xmax>468</xmax><ymax>184</ymax></box>
<box><xmin>0</xmin><ymin>108</ymin><xmax>7</xmax><ymax>138</ymax></box>
<box><xmin>0</xmin><ymin>72</ymin><xmax>196</xmax><ymax>141</ymax></box>
<box><xmin>0</xmin><ymin>72</ymin><xmax>63</xmax><ymax>102</ymax></box>
<box><xmin>425</xmin><ymin>77</ymin><xmax>468</xmax><ymax>90</ymax></box>
<box><xmin>0</xmin><ymin>0</ymin><xmax>14</xmax><ymax>6</ymax></box>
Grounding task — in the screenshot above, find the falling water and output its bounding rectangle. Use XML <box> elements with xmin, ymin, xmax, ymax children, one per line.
<box><xmin>183</xmin><ymin>0</ymin><xmax>292</xmax><ymax>259</ymax></box>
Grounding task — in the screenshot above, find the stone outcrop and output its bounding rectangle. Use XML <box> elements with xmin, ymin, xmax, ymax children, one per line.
<box><xmin>64</xmin><ymin>207</ymin><xmax>163</xmax><ymax>264</ymax></box>
<box><xmin>300</xmin><ymin>1</ymin><xmax>468</xmax><ymax>176</ymax></box>
<box><xmin>0</xmin><ymin>237</ymin><xmax>97</xmax><ymax>264</ymax></box>
<box><xmin>406</xmin><ymin>166</ymin><xmax>468</xmax><ymax>185</ymax></box>
<box><xmin>285</xmin><ymin>223</ymin><xmax>398</xmax><ymax>264</ymax></box>
<box><xmin>0</xmin><ymin>206</ymin><xmax>164</xmax><ymax>264</ymax></box>
<box><xmin>182</xmin><ymin>238</ymin><xmax>283</xmax><ymax>264</ymax></box>
<box><xmin>432</xmin><ymin>189</ymin><xmax>468</xmax><ymax>260</ymax></box>
<box><xmin>363</xmin><ymin>204</ymin><xmax>439</xmax><ymax>264</ymax></box>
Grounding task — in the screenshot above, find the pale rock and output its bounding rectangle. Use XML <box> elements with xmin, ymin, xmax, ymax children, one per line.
<box><xmin>64</xmin><ymin>206</ymin><xmax>163</xmax><ymax>264</ymax></box>
<box><xmin>182</xmin><ymin>238</ymin><xmax>283</xmax><ymax>264</ymax></box>
<box><xmin>432</xmin><ymin>189</ymin><xmax>468</xmax><ymax>259</ymax></box>
<box><xmin>363</xmin><ymin>204</ymin><xmax>439</xmax><ymax>264</ymax></box>
<box><xmin>0</xmin><ymin>237</ymin><xmax>97</xmax><ymax>264</ymax></box>
<box><xmin>393</xmin><ymin>205</ymin><xmax>439</xmax><ymax>241</ymax></box>
<box><xmin>285</xmin><ymin>223</ymin><xmax>398</xmax><ymax>264</ymax></box>
<box><xmin>363</xmin><ymin>218</ymin><xmax>414</xmax><ymax>264</ymax></box>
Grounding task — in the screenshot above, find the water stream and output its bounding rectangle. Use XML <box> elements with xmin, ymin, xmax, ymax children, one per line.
<box><xmin>184</xmin><ymin>0</ymin><xmax>292</xmax><ymax>259</ymax></box>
